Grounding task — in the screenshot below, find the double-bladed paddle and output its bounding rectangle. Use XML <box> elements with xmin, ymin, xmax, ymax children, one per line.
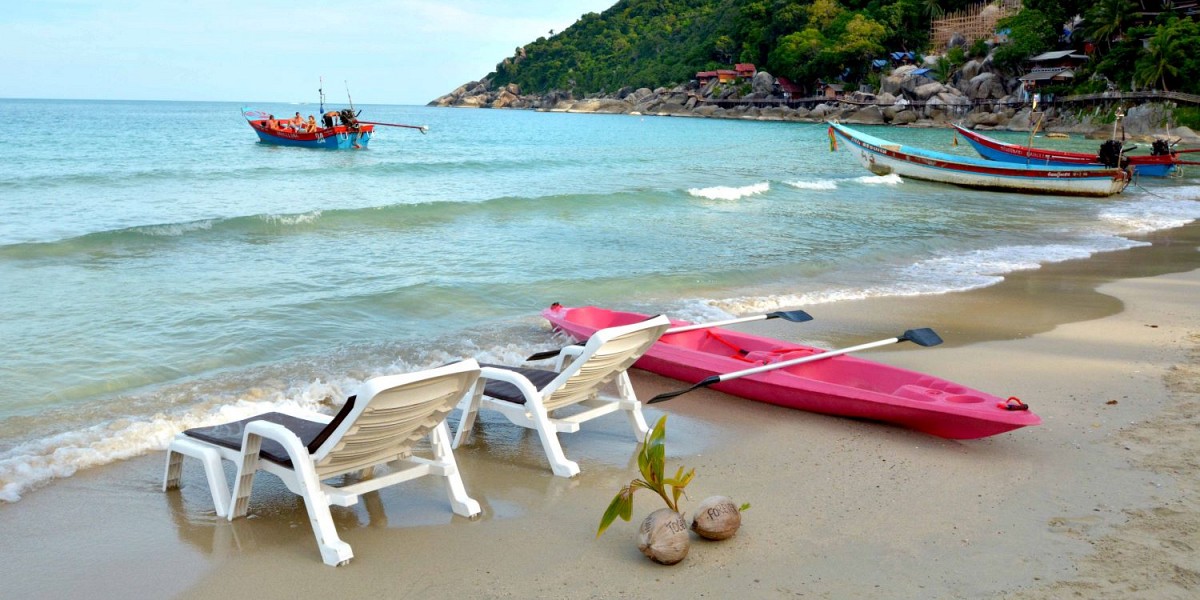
<box><xmin>646</xmin><ymin>328</ymin><xmax>944</xmax><ymax>404</ymax></box>
<box><xmin>525</xmin><ymin>309</ymin><xmax>814</xmax><ymax>362</ymax></box>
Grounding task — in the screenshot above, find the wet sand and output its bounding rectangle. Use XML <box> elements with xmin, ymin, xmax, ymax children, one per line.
<box><xmin>2</xmin><ymin>225</ymin><xmax>1198</xmax><ymax>599</ymax></box>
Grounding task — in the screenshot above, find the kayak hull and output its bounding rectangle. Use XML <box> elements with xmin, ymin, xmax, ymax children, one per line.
<box><xmin>542</xmin><ymin>305</ymin><xmax>1041</xmax><ymax>439</ymax></box>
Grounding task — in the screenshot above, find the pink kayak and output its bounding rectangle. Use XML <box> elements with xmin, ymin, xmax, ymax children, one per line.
<box><xmin>542</xmin><ymin>305</ymin><xmax>1040</xmax><ymax>439</ymax></box>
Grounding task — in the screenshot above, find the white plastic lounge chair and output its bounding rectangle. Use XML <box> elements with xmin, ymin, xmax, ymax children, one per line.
<box><xmin>453</xmin><ymin>315</ymin><xmax>670</xmax><ymax>477</ymax></box>
<box><xmin>163</xmin><ymin>359</ymin><xmax>483</xmax><ymax>566</ymax></box>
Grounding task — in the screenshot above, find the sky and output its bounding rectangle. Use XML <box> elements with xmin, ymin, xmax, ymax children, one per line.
<box><xmin>0</xmin><ymin>0</ymin><xmax>618</xmax><ymax>105</ymax></box>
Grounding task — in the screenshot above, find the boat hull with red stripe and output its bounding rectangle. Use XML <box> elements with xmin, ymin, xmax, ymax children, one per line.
<box><xmin>242</xmin><ymin>108</ymin><xmax>374</xmax><ymax>149</ymax></box>
<box><xmin>542</xmin><ymin>305</ymin><xmax>1041</xmax><ymax>439</ymax></box>
<box><xmin>952</xmin><ymin>124</ymin><xmax>1177</xmax><ymax>177</ymax></box>
<box><xmin>829</xmin><ymin>122</ymin><xmax>1130</xmax><ymax>197</ymax></box>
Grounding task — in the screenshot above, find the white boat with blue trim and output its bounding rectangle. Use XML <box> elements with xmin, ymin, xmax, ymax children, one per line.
<box><xmin>828</xmin><ymin>122</ymin><xmax>1131</xmax><ymax>197</ymax></box>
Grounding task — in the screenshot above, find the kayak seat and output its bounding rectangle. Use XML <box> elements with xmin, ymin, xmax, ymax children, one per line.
<box><xmin>453</xmin><ymin>315</ymin><xmax>671</xmax><ymax>478</ymax></box>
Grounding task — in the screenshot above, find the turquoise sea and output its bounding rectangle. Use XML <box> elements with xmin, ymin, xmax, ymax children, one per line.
<box><xmin>2</xmin><ymin>98</ymin><xmax>1199</xmax><ymax>502</ymax></box>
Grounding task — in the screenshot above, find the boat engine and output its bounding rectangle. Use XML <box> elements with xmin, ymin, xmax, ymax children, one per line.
<box><xmin>1151</xmin><ymin>139</ymin><xmax>1172</xmax><ymax>156</ymax></box>
<box><xmin>1097</xmin><ymin>140</ymin><xmax>1129</xmax><ymax>169</ymax></box>
<box><xmin>338</xmin><ymin>108</ymin><xmax>361</xmax><ymax>132</ymax></box>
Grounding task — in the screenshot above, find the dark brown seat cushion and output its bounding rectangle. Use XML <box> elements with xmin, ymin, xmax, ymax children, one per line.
<box><xmin>184</xmin><ymin>396</ymin><xmax>356</xmax><ymax>467</ymax></box>
<box><xmin>479</xmin><ymin>364</ymin><xmax>560</xmax><ymax>404</ymax></box>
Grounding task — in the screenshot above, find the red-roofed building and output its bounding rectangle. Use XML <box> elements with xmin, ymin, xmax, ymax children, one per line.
<box><xmin>695</xmin><ymin>71</ymin><xmax>718</xmax><ymax>85</ymax></box>
<box><xmin>735</xmin><ymin>63</ymin><xmax>757</xmax><ymax>78</ymax></box>
<box><xmin>717</xmin><ymin>69</ymin><xmax>738</xmax><ymax>83</ymax></box>
<box><xmin>776</xmin><ymin>76</ymin><xmax>803</xmax><ymax>97</ymax></box>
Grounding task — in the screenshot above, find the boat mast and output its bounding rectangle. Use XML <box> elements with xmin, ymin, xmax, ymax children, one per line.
<box><xmin>319</xmin><ymin>76</ymin><xmax>326</xmax><ymax>115</ymax></box>
<box><xmin>1025</xmin><ymin>93</ymin><xmax>1042</xmax><ymax>167</ymax></box>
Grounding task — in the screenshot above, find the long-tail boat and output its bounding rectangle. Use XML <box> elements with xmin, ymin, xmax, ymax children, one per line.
<box><xmin>829</xmin><ymin>122</ymin><xmax>1130</xmax><ymax>197</ymax></box>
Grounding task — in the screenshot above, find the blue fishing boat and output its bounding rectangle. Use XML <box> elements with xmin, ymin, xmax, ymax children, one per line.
<box><xmin>952</xmin><ymin>124</ymin><xmax>1178</xmax><ymax>177</ymax></box>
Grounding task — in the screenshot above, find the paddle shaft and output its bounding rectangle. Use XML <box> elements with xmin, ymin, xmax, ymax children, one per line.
<box><xmin>647</xmin><ymin>327</ymin><xmax>943</xmax><ymax>404</ymax></box>
<box><xmin>527</xmin><ymin>309</ymin><xmax>811</xmax><ymax>361</ymax></box>
<box><xmin>664</xmin><ymin>310</ymin><xmax>811</xmax><ymax>335</ymax></box>
<box><xmin>708</xmin><ymin>337</ymin><xmax>901</xmax><ymax>383</ymax></box>
<box><xmin>360</xmin><ymin>121</ymin><xmax>429</xmax><ymax>131</ymax></box>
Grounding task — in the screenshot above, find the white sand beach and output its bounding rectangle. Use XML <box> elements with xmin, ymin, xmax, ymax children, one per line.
<box><xmin>2</xmin><ymin>262</ymin><xmax>1198</xmax><ymax>599</ymax></box>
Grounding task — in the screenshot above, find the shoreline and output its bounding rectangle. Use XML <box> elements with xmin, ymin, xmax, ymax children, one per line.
<box><xmin>2</xmin><ymin>225</ymin><xmax>1198</xmax><ymax>598</ymax></box>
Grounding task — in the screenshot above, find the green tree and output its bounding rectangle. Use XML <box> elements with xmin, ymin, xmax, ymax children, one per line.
<box><xmin>991</xmin><ymin>9</ymin><xmax>1057</xmax><ymax>73</ymax></box>
<box><xmin>1084</xmin><ymin>0</ymin><xmax>1137</xmax><ymax>51</ymax></box>
<box><xmin>768</xmin><ymin>28</ymin><xmax>826</xmax><ymax>82</ymax></box>
<box><xmin>1135</xmin><ymin>17</ymin><xmax>1200</xmax><ymax>92</ymax></box>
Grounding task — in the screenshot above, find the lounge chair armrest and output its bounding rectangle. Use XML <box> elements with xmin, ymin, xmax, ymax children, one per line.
<box><xmin>242</xmin><ymin>420</ymin><xmax>314</xmax><ymax>464</ymax></box>
<box><xmin>479</xmin><ymin>366</ymin><xmax>543</xmax><ymax>403</ymax></box>
<box><xmin>555</xmin><ymin>345</ymin><xmax>585</xmax><ymax>371</ymax></box>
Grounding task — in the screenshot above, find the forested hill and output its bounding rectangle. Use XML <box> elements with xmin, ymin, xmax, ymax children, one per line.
<box><xmin>486</xmin><ymin>0</ymin><xmax>971</xmax><ymax>95</ymax></box>
<box><xmin>481</xmin><ymin>0</ymin><xmax>1200</xmax><ymax>99</ymax></box>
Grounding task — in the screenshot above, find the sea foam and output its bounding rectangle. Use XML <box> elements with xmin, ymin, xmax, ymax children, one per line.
<box><xmin>784</xmin><ymin>180</ymin><xmax>839</xmax><ymax>190</ymax></box>
<box><xmin>0</xmin><ymin>378</ymin><xmax>352</xmax><ymax>503</ymax></box>
<box><xmin>854</xmin><ymin>174</ymin><xmax>903</xmax><ymax>185</ymax></box>
<box><xmin>0</xmin><ymin>343</ymin><xmax>555</xmax><ymax>504</ymax></box>
<box><xmin>687</xmin><ymin>181</ymin><xmax>770</xmax><ymax>200</ymax></box>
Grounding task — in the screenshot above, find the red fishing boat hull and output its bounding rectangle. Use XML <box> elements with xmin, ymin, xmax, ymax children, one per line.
<box><xmin>242</xmin><ymin>109</ymin><xmax>374</xmax><ymax>149</ymax></box>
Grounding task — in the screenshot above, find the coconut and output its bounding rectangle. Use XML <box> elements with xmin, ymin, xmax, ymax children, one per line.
<box><xmin>637</xmin><ymin>508</ymin><xmax>690</xmax><ymax>564</ymax></box>
<box><xmin>691</xmin><ymin>496</ymin><xmax>742</xmax><ymax>540</ymax></box>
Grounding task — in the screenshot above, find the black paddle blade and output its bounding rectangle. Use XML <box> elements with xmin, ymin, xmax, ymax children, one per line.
<box><xmin>647</xmin><ymin>375</ymin><xmax>720</xmax><ymax>404</ymax></box>
<box><xmin>901</xmin><ymin>328</ymin><xmax>943</xmax><ymax>347</ymax></box>
<box><xmin>526</xmin><ymin>348</ymin><xmax>564</xmax><ymax>361</ymax></box>
<box><xmin>769</xmin><ymin>310</ymin><xmax>814</xmax><ymax>323</ymax></box>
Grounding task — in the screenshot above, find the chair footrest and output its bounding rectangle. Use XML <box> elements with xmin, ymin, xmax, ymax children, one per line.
<box><xmin>553</xmin><ymin>402</ymin><xmax>621</xmax><ymax>430</ymax></box>
<box><xmin>324</xmin><ymin>459</ymin><xmax>446</xmax><ymax>506</ymax></box>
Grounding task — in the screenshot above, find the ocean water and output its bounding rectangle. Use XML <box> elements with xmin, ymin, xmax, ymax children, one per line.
<box><xmin>2</xmin><ymin>98</ymin><xmax>1198</xmax><ymax>502</ymax></box>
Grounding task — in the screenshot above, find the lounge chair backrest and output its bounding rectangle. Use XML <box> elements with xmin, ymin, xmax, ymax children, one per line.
<box><xmin>541</xmin><ymin>316</ymin><xmax>670</xmax><ymax>412</ymax></box>
<box><xmin>311</xmin><ymin>359</ymin><xmax>481</xmax><ymax>477</ymax></box>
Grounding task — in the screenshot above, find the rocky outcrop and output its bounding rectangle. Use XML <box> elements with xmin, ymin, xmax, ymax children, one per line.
<box><xmin>426</xmin><ymin>65</ymin><xmax>1193</xmax><ymax>141</ymax></box>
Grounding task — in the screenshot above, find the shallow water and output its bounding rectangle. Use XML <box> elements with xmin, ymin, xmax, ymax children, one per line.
<box><xmin>1</xmin><ymin>98</ymin><xmax>1198</xmax><ymax>502</ymax></box>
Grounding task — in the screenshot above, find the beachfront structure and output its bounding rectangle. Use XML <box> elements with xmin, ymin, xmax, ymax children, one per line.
<box><xmin>696</xmin><ymin>63</ymin><xmax>758</xmax><ymax>86</ymax></box>
<box><xmin>930</xmin><ymin>0</ymin><xmax>1022</xmax><ymax>49</ymax></box>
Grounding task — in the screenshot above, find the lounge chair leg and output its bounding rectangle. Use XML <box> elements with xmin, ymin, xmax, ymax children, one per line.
<box><xmin>616</xmin><ymin>372</ymin><xmax>650</xmax><ymax>439</ymax></box>
<box><xmin>453</xmin><ymin>385</ymin><xmax>483</xmax><ymax>448</ymax></box>
<box><xmin>291</xmin><ymin>461</ymin><xmax>354</xmax><ymax>566</ymax></box>
<box><xmin>532</xmin><ymin>411</ymin><xmax>580</xmax><ymax>478</ymax></box>
<box><xmin>431</xmin><ymin>422</ymin><xmax>481</xmax><ymax>518</ymax></box>
<box><xmin>164</xmin><ymin>440</ymin><xmax>232</xmax><ymax>517</ymax></box>
<box><xmin>228</xmin><ymin>433</ymin><xmax>262</xmax><ymax>520</ymax></box>
<box><xmin>163</xmin><ymin>449</ymin><xmax>183</xmax><ymax>491</ymax></box>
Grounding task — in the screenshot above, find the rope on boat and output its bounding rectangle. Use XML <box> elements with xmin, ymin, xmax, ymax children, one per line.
<box><xmin>1132</xmin><ymin>180</ymin><xmax>1173</xmax><ymax>199</ymax></box>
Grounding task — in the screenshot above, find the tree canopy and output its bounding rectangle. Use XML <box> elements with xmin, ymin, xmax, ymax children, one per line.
<box><xmin>483</xmin><ymin>0</ymin><xmax>1200</xmax><ymax>96</ymax></box>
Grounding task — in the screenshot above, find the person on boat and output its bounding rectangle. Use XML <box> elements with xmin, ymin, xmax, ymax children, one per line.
<box><xmin>306</xmin><ymin>115</ymin><xmax>318</xmax><ymax>132</ymax></box>
<box><xmin>290</xmin><ymin>112</ymin><xmax>304</xmax><ymax>129</ymax></box>
<box><xmin>264</xmin><ymin>115</ymin><xmax>277</xmax><ymax>131</ymax></box>
<box><xmin>323</xmin><ymin>111</ymin><xmax>338</xmax><ymax>128</ymax></box>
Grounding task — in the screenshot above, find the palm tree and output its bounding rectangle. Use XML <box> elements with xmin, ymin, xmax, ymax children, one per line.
<box><xmin>1135</xmin><ymin>22</ymin><xmax>1185</xmax><ymax>91</ymax></box>
<box><xmin>923</xmin><ymin>0</ymin><xmax>945</xmax><ymax>22</ymax></box>
<box><xmin>1084</xmin><ymin>0</ymin><xmax>1136</xmax><ymax>51</ymax></box>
